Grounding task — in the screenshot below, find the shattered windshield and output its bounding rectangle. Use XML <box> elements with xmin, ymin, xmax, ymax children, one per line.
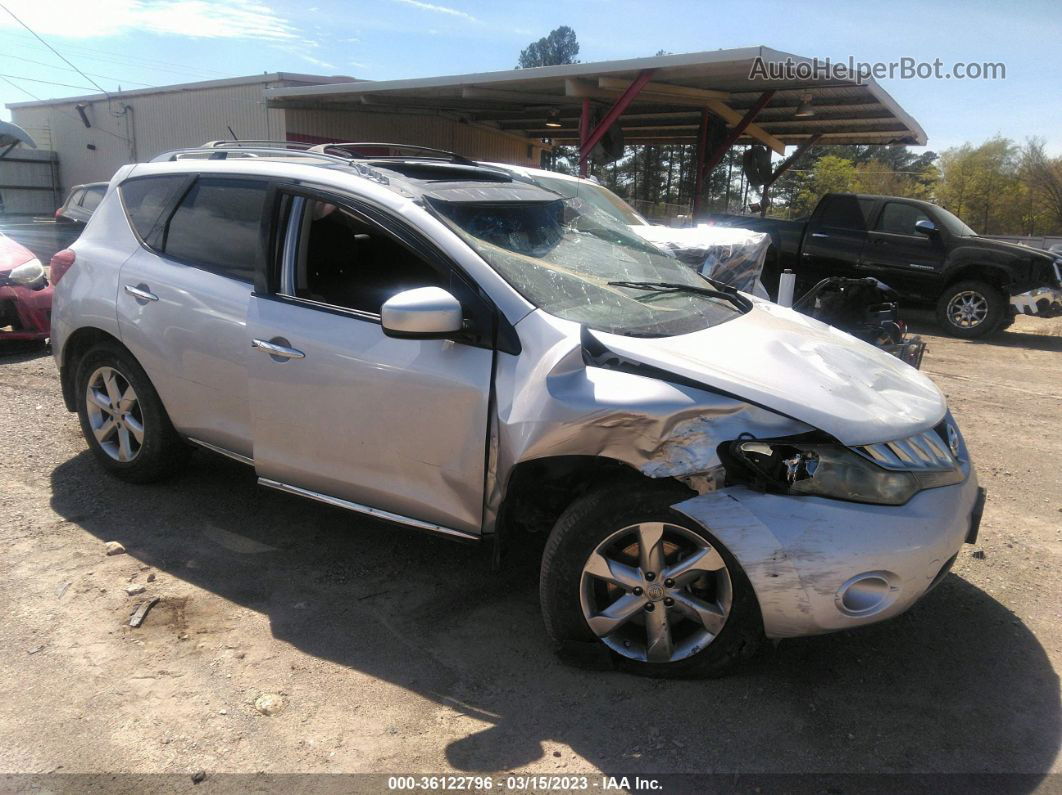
<box><xmin>528</xmin><ymin>174</ymin><xmax>647</xmax><ymax>227</ymax></box>
<box><xmin>428</xmin><ymin>194</ymin><xmax>745</xmax><ymax>337</ymax></box>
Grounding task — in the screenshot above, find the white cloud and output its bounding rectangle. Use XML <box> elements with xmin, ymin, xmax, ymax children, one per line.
<box><xmin>390</xmin><ymin>0</ymin><xmax>478</xmax><ymax>23</ymax></box>
<box><xmin>0</xmin><ymin>0</ymin><xmax>298</xmax><ymax>41</ymax></box>
<box><xmin>299</xmin><ymin>54</ymin><xmax>337</xmax><ymax>70</ymax></box>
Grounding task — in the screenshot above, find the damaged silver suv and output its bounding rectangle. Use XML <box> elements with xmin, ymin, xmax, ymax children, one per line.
<box><xmin>50</xmin><ymin>142</ymin><xmax>985</xmax><ymax>677</ymax></box>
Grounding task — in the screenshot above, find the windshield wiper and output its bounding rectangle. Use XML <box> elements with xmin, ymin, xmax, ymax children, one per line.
<box><xmin>607</xmin><ymin>280</ymin><xmax>750</xmax><ymax>311</ymax></box>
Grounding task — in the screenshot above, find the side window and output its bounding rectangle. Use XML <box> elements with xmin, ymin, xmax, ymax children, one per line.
<box><xmin>876</xmin><ymin>202</ymin><xmax>932</xmax><ymax>236</ymax></box>
<box><xmin>163</xmin><ymin>177</ymin><xmax>269</xmax><ymax>282</ymax></box>
<box><xmin>80</xmin><ymin>185</ymin><xmax>106</xmax><ymax>212</ymax></box>
<box><xmin>120</xmin><ymin>176</ymin><xmax>188</xmax><ymax>244</ymax></box>
<box><xmin>817</xmin><ymin>196</ymin><xmax>874</xmax><ymax>231</ymax></box>
<box><xmin>68</xmin><ymin>189</ymin><xmax>85</xmax><ymax>209</ymax></box>
<box><xmin>287</xmin><ymin>198</ymin><xmax>446</xmax><ymax>314</ymax></box>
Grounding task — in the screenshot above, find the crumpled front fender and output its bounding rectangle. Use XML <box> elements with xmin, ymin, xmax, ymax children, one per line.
<box><xmin>670</xmin><ymin>490</ymin><xmax>812</xmax><ymax>639</ymax></box>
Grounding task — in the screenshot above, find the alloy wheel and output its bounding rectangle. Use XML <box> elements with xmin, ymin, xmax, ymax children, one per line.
<box><xmin>85</xmin><ymin>366</ymin><xmax>144</xmax><ymax>462</ymax></box>
<box><xmin>579</xmin><ymin>521</ymin><xmax>732</xmax><ymax>663</ymax></box>
<box><xmin>946</xmin><ymin>290</ymin><xmax>989</xmax><ymax>328</ymax></box>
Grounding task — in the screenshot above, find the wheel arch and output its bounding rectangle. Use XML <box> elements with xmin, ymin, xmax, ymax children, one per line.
<box><xmin>492</xmin><ymin>454</ymin><xmax>693</xmax><ymax>568</ymax></box>
<box><xmin>60</xmin><ymin>327</ymin><xmax>135</xmax><ymax>412</ymax></box>
<box><xmin>943</xmin><ymin>264</ymin><xmax>1011</xmax><ymax>293</ymax></box>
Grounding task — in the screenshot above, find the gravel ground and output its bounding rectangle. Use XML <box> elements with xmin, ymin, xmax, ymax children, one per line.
<box><xmin>0</xmin><ymin>315</ymin><xmax>1059</xmax><ymax>785</ymax></box>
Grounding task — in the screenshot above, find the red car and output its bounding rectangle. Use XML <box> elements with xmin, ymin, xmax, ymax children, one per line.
<box><xmin>0</xmin><ymin>232</ymin><xmax>53</xmax><ymax>343</ymax></box>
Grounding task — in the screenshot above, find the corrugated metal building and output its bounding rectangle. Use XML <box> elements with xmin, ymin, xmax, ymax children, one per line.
<box><xmin>7</xmin><ymin>73</ymin><xmax>546</xmax><ymax>195</ymax></box>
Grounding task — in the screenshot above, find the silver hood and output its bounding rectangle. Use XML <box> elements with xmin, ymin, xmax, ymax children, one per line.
<box><xmin>588</xmin><ymin>299</ymin><xmax>946</xmax><ymax>447</ymax></box>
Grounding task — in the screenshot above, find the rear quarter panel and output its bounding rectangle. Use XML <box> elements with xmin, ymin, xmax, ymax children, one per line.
<box><xmin>51</xmin><ymin>178</ymin><xmax>140</xmax><ymax>368</ymax></box>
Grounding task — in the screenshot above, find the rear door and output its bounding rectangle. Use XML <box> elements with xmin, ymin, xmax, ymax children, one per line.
<box><xmin>115</xmin><ymin>174</ymin><xmax>267</xmax><ymax>458</ymax></box>
<box><xmin>245</xmin><ymin>188</ymin><xmax>495</xmax><ymax>534</ymax></box>
<box><xmin>860</xmin><ymin>201</ymin><xmax>946</xmax><ymax>299</ymax></box>
<box><xmin>799</xmin><ymin>195</ymin><xmax>876</xmax><ymax>283</ymax></box>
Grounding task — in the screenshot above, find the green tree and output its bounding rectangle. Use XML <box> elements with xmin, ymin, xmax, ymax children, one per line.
<box><xmin>517</xmin><ymin>26</ymin><xmax>580</xmax><ymax>68</ymax></box>
<box><xmin>937</xmin><ymin>137</ymin><xmax>1024</xmax><ymax>234</ymax></box>
<box><xmin>792</xmin><ymin>155</ymin><xmax>856</xmax><ymax>215</ymax></box>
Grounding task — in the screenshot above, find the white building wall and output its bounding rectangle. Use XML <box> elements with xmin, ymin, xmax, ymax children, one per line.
<box><xmin>10</xmin><ymin>76</ymin><xmax>546</xmax><ymax>194</ymax></box>
<box><xmin>11</xmin><ymin>80</ymin><xmax>290</xmax><ymax>194</ymax></box>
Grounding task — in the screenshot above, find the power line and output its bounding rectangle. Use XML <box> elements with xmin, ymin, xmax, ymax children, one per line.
<box><xmin>0</xmin><ymin>72</ymin><xmax>133</xmax><ymax>143</ymax></box>
<box><xmin>0</xmin><ymin>72</ymin><xmax>96</xmax><ymax>91</ymax></box>
<box><xmin>0</xmin><ymin>72</ymin><xmax>40</xmax><ymax>101</ymax></box>
<box><xmin>0</xmin><ymin>53</ymin><xmax>153</xmax><ymax>88</ymax></box>
<box><xmin>0</xmin><ymin>30</ymin><xmax>228</xmax><ymax>81</ymax></box>
<box><xmin>0</xmin><ymin>1</ymin><xmax>110</xmax><ymax>95</ymax></box>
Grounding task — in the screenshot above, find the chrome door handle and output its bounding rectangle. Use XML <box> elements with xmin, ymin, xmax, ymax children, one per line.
<box><xmin>809</xmin><ymin>232</ymin><xmax>829</xmax><ymax>239</ymax></box>
<box><xmin>252</xmin><ymin>338</ymin><xmax>305</xmax><ymax>359</ymax></box>
<box><xmin>124</xmin><ymin>284</ymin><xmax>158</xmax><ymax>302</ymax></box>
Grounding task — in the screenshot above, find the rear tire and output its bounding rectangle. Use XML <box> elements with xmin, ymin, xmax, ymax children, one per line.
<box><xmin>75</xmin><ymin>342</ymin><xmax>189</xmax><ymax>483</ymax></box>
<box><xmin>935</xmin><ymin>280</ymin><xmax>1005</xmax><ymax>338</ymax></box>
<box><xmin>540</xmin><ymin>482</ymin><xmax>762</xmax><ymax>678</ymax></box>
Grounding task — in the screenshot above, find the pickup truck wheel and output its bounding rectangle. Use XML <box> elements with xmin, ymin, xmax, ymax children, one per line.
<box><xmin>936</xmin><ymin>280</ymin><xmax>1005</xmax><ymax>338</ymax></box>
<box><xmin>75</xmin><ymin>343</ymin><xmax>189</xmax><ymax>483</ymax></box>
<box><xmin>540</xmin><ymin>482</ymin><xmax>762</xmax><ymax>678</ymax></box>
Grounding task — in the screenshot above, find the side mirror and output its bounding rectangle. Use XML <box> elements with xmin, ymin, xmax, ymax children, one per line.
<box><xmin>380</xmin><ymin>286</ymin><xmax>463</xmax><ymax>338</ymax></box>
<box><xmin>914</xmin><ymin>219</ymin><xmax>938</xmax><ymax>236</ymax></box>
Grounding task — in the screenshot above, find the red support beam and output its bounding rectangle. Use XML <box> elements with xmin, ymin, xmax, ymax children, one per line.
<box><xmin>763</xmin><ymin>133</ymin><xmax>822</xmax><ymax>189</ymax></box>
<box><xmin>692</xmin><ymin>108</ymin><xmax>710</xmax><ymax>216</ymax></box>
<box><xmin>699</xmin><ymin>90</ymin><xmax>775</xmax><ymax>182</ymax></box>
<box><xmin>759</xmin><ymin>133</ymin><xmax>822</xmax><ymax>217</ymax></box>
<box><xmin>578</xmin><ymin>68</ymin><xmax>656</xmax><ymax>176</ymax></box>
<box><xmin>578</xmin><ymin>98</ymin><xmax>591</xmax><ymax>176</ymax></box>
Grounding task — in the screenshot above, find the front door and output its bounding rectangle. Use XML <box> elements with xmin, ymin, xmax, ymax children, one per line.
<box><xmin>861</xmin><ymin>201</ymin><xmax>946</xmax><ymax>299</ymax></box>
<box><xmin>246</xmin><ymin>192</ymin><xmax>494</xmax><ymax>534</ymax></box>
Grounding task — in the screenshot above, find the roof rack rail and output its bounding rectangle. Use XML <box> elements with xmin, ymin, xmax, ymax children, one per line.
<box><xmin>306</xmin><ymin>142</ymin><xmax>478</xmax><ymax>165</ymax></box>
<box><xmin>150</xmin><ymin>145</ymin><xmax>351</xmax><ymax>164</ymax></box>
<box><xmin>200</xmin><ymin>140</ymin><xmax>315</xmax><ymax>150</ymax></box>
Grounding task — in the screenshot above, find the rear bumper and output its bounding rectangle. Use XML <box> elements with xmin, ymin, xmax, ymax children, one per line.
<box><xmin>674</xmin><ymin>464</ymin><xmax>982</xmax><ymax>639</ymax></box>
<box><xmin>0</xmin><ymin>283</ymin><xmax>53</xmax><ymax>341</ymax></box>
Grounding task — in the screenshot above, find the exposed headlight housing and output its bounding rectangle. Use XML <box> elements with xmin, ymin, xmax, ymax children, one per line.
<box><xmin>722</xmin><ymin>431</ymin><xmax>964</xmax><ymax>506</ymax></box>
<box><xmin>8</xmin><ymin>258</ymin><xmax>45</xmax><ymax>286</ymax></box>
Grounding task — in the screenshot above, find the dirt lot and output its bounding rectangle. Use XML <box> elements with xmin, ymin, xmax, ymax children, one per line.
<box><xmin>0</xmin><ymin>315</ymin><xmax>1059</xmax><ymax>785</ymax></box>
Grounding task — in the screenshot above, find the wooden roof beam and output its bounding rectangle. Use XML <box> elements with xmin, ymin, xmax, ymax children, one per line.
<box><xmin>596</xmin><ymin>77</ymin><xmax>783</xmax><ymax>154</ymax></box>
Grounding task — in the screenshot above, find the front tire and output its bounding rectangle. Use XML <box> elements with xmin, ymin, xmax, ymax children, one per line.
<box><xmin>540</xmin><ymin>482</ymin><xmax>762</xmax><ymax>678</ymax></box>
<box><xmin>935</xmin><ymin>280</ymin><xmax>1005</xmax><ymax>338</ymax></box>
<box><xmin>75</xmin><ymin>342</ymin><xmax>189</xmax><ymax>483</ymax></box>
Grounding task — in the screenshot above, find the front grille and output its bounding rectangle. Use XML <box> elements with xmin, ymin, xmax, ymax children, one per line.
<box><xmin>857</xmin><ymin>431</ymin><xmax>956</xmax><ymax>471</ymax></box>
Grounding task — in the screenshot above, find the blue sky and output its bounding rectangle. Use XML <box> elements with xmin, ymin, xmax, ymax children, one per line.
<box><xmin>1</xmin><ymin>0</ymin><xmax>1060</xmax><ymax>154</ymax></box>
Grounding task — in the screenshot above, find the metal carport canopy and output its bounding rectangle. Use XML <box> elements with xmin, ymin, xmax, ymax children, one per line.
<box><xmin>263</xmin><ymin>46</ymin><xmax>927</xmax><ymax>150</ymax></box>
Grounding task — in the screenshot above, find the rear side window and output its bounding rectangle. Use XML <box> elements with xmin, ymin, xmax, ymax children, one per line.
<box><xmin>817</xmin><ymin>196</ymin><xmax>875</xmax><ymax>231</ymax></box>
<box><xmin>163</xmin><ymin>178</ymin><xmax>268</xmax><ymax>282</ymax></box>
<box><xmin>120</xmin><ymin>176</ymin><xmax>188</xmax><ymax>243</ymax></box>
<box><xmin>876</xmin><ymin>202</ymin><xmax>932</xmax><ymax>236</ymax></box>
<box><xmin>80</xmin><ymin>185</ymin><xmax>106</xmax><ymax>212</ymax></box>
<box><xmin>67</xmin><ymin>189</ymin><xmax>85</xmax><ymax>210</ymax></box>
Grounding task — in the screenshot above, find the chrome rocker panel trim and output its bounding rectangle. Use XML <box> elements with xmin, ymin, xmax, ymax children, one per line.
<box><xmin>256</xmin><ymin>477</ymin><xmax>481</xmax><ymax>543</ymax></box>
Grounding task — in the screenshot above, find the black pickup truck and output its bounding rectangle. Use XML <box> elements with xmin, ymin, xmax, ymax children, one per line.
<box><xmin>713</xmin><ymin>193</ymin><xmax>1062</xmax><ymax>337</ymax></box>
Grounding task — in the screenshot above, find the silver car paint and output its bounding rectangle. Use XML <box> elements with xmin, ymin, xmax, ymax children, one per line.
<box><xmin>55</xmin><ymin>156</ymin><xmax>978</xmax><ymax>641</ymax></box>
<box><xmin>674</xmin><ymin>457</ymin><xmax>978</xmax><ymax>639</ymax></box>
<box><xmin>116</xmin><ymin>246</ymin><xmax>254</xmax><ymax>458</ymax></box>
<box><xmin>591</xmin><ymin>299</ymin><xmax>947</xmax><ymax>447</ymax></box>
<box><xmin>246</xmin><ymin>294</ymin><xmax>493</xmax><ymax>534</ymax></box>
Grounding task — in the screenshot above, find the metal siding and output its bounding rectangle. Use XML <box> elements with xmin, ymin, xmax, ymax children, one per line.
<box><xmin>284</xmin><ymin>108</ymin><xmax>541</xmax><ymax>165</ymax></box>
<box><xmin>11</xmin><ymin>83</ymin><xmax>286</xmax><ymax>194</ymax></box>
<box><xmin>0</xmin><ymin>148</ymin><xmax>60</xmax><ymax>217</ymax></box>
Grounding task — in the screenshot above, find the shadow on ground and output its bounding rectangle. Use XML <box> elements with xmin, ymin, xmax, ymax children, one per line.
<box><xmin>0</xmin><ymin>341</ymin><xmax>50</xmax><ymax>362</ymax></box>
<box><xmin>51</xmin><ymin>450</ymin><xmax>1059</xmax><ymax>780</ymax></box>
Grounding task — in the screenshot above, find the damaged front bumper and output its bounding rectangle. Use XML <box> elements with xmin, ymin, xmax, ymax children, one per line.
<box><xmin>1010</xmin><ymin>285</ymin><xmax>1062</xmax><ymax>319</ymax></box>
<box><xmin>0</xmin><ymin>282</ymin><xmax>52</xmax><ymax>341</ymax></box>
<box><xmin>673</xmin><ymin>464</ymin><xmax>982</xmax><ymax>639</ymax></box>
